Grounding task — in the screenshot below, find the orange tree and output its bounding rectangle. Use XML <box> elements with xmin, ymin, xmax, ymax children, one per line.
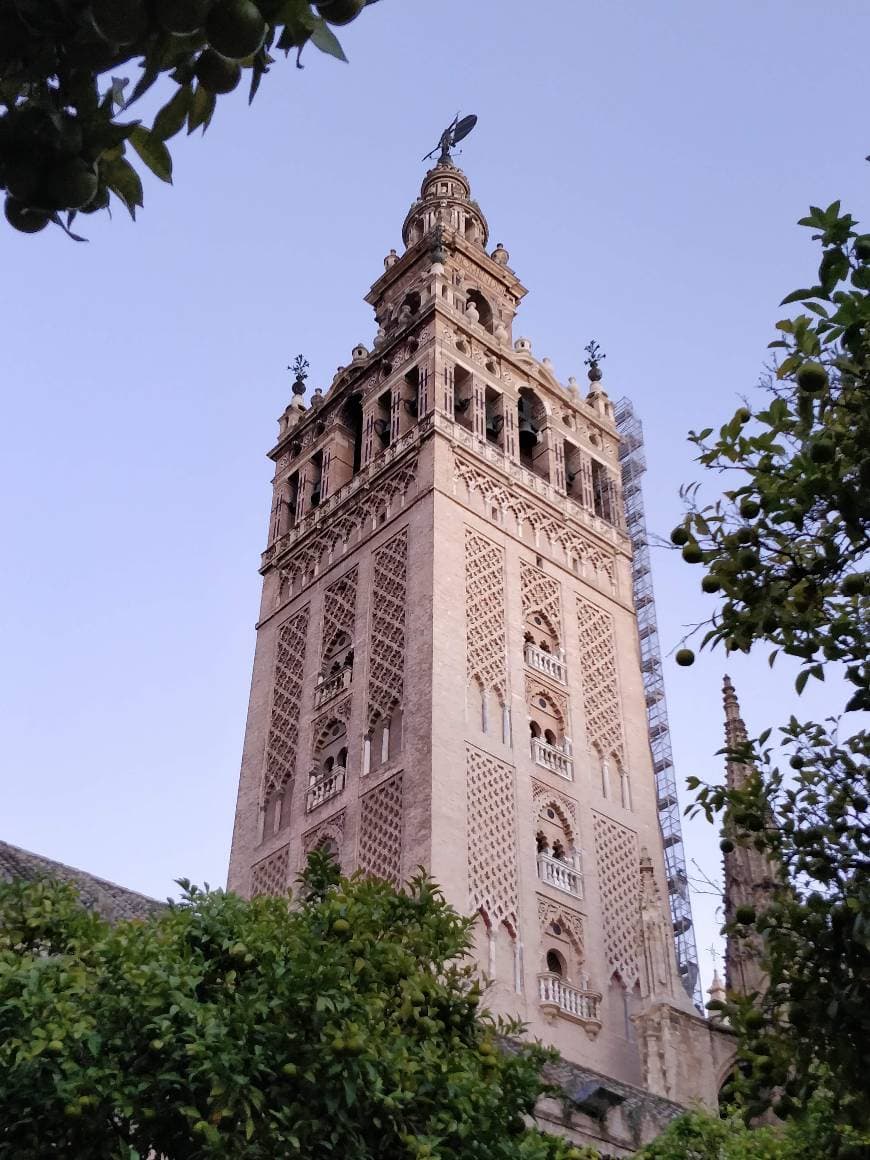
<box><xmin>671</xmin><ymin>193</ymin><xmax>870</xmax><ymax>1133</ymax></box>
<box><xmin>0</xmin><ymin>852</ymin><xmax>593</xmax><ymax>1160</ymax></box>
<box><xmin>0</xmin><ymin>0</ymin><xmax>379</xmax><ymax>237</ymax></box>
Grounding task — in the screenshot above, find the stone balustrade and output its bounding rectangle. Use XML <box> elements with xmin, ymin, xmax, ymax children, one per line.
<box><xmin>537</xmin><ymin>853</ymin><xmax>583</xmax><ymax>899</ymax></box>
<box><xmin>531</xmin><ymin>737</ymin><xmax>573</xmax><ymax>780</ymax></box>
<box><xmin>313</xmin><ymin>667</ymin><xmax>352</xmax><ymax>709</ymax></box>
<box><xmin>538</xmin><ymin>973</ymin><xmax>602</xmax><ymax>1030</ymax></box>
<box><xmin>306</xmin><ymin>768</ymin><xmax>346</xmax><ymax>813</ymax></box>
<box><xmin>524</xmin><ymin>642</ymin><xmax>567</xmax><ymax>684</ymax></box>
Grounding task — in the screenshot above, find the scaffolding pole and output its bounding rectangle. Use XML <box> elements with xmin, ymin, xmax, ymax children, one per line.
<box><xmin>614</xmin><ymin>396</ymin><xmax>703</xmax><ymax>1008</ymax></box>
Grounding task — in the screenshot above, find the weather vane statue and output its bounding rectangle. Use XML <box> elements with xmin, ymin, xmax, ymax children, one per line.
<box><xmin>423</xmin><ymin>112</ymin><xmax>478</xmax><ymax>163</ymax></box>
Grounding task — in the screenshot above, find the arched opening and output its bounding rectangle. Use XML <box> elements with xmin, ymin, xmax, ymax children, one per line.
<box><xmin>453</xmin><ymin>365</ymin><xmax>474</xmax><ymax>433</ymax></box>
<box><xmin>591</xmin><ymin>458</ymin><xmax>616</xmax><ymax>523</ymax></box>
<box><xmin>341</xmin><ymin>392</ymin><xmax>364</xmax><ymax>475</ymax></box>
<box><xmin>310</xmin><ymin>718</ymin><xmax>348</xmax><ymax>808</ymax></box>
<box><xmin>400</xmin><ymin>290</ymin><xmax>421</xmax><ymax>321</ymax></box>
<box><xmin>397</xmin><ymin>366</ymin><xmax>419</xmax><ymax>436</ymax></box>
<box><xmin>373</xmin><ymin>389</ymin><xmax>392</xmax><ymax>449</ymax></box>
<box><xmin>536</xmin><ymin>800</ymin><xmax>582</xmax><ymax>897</ymax></box>
<box><xmin>485</xmin><ymin>387</ymin><xmax>505</xmax><ymax>446</ymax></box>
<box><xmin>518</xmin><ymin>388</ymin><xmax>549</xmax><ymax>480</ymax></box>
<box><xmin>546</xmin><ymin>949</ymin><xmax>565</xmax><ymax>977</ymax></box>
<box><xmin>564</xmin><ymin>440</ymin><xmax>585</xmax><ymax>505</ymax></box>
<box><xmin>465</xmin><ymin>289</ymin><xmax>493</xmax><ymax>332</ymax></box>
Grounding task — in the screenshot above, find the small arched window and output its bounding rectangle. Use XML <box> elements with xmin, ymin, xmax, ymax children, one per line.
<box><xmin>546</xmin><ymin>950</ymin><xmax>564</xmax><ymax>976</ymax></box>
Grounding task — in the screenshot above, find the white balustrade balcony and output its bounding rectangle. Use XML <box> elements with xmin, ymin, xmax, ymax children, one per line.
<box><xmin>538</xmin><ymin>973</ymin><xmax>602</xmax><ymax>1031</ymax></box>
<box><xmin>313</xmin><ymin>666</ymin><xmax>352</xmax><ymax>709</ymax></box>
<box><xmin>523</xmin><ymin>643</ymin><xmax>567</xmax><ymax>684</ymax></box>
<box><xmin>306</xmin><ymin>768</ymin><xmax>346</xmax><ymax>812</ymax></box>
<box><xmin>537</xmin><ymin>853</ymin><xmax>583</xmax><ymax>899</ymax></box>
<box><xmin>531</xmin><ymin>737</ymin><xmax>574</xmax><ymax>780</ymax></box>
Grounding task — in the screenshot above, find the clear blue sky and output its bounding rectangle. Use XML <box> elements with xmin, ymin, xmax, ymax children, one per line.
<box><xmin>3</xmin><ymin>0</ymin><xmax>867</xmax><ymax>993</ymax></box>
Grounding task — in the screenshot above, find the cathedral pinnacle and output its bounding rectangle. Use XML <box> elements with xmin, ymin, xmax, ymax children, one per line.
<box><xmin>722</xmin><ymin>674</ymin><xmax>750</xmax><ymax>790</ymax></box>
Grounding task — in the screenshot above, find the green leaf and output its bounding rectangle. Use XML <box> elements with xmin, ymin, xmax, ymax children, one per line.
<box><xmin>309</xmin><ymin>16</ymin><xmax>348</xmax><ymax>61</ymax></box>
<box><xmin>780</xmin><ymin>288</ymin><xmax>817</xmax><ymax>305</ymax></box>
<box><xmin>102</xmin><ymin>156</ymin><xmax>144</xmax><ymax>219</ymax></box>
<box><xmin>129</xmin><ymin>126</ymin><xmax>173</xmax><ymax>183</ymax></box>
<box><xmin>187</xmin><ymin>85</ymin><xmax>217</xmax><ymax>135</ymax></box>
<box><xmin>152</xmin><ymin>85</ymin><xmax>193</xmax><ymax>142</ymax></box>
<box><xmin>795</xmin><ymin>669</ymin><xmax>810</xmax><ymax>695</ymax></box>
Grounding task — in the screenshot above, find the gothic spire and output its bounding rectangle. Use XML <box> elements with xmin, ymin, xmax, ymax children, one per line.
<box><xmin>722</xmin><ymin>673</ymin><xmax>751</xmax><ymax>791</ymax></box>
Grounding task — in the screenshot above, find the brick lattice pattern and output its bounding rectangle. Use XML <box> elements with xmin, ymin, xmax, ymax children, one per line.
<box><xmin>454</xmin><ymin>455</ymin><xmax>615</xmax><ymax>584</ymax></box>
<box><xmin>263</xmin><ymin>607</ymin><xmax>309</xmax><ymax>803</ymax></box>
<box><xmin>367</xmin><ymin>529</ymin><xmax>407</xmax><ymax>728</ymax></box>
<box><xmin>576</xmin><ymin>597</ymin><xmax>625</xmax><ymax>765</ymax></box>
<box><xmin>464</xmin><ymin>528</ymin><xmax>507</xmax><ymax>698</ymax></box>
<box><xmin>520</xmin><ymin>559</ymin><xmax>562</xmax><ymax>642</ymax></box>
<box><xmin>320</xmin><ymin>565</ymin><xmax>358</xmax><ymax>662</ymax></box>
<box><xmin>250</xmin><ymin>845</ymin><xmax>290</xmax><ymax>896</ymax></box>
<box><xmin>358</xmin><ymin>774</ymin><xmax>403</xmax><ymax>885</ymax></box>
<box><xmin>466</xmin><ymin>744</ymin><xmax>518</xmax><ymax>930</ymax></box>
<box><xmin>592</xmin><ymin>812</ymin><xmax>640</xmax><ymax>984</ymax></box>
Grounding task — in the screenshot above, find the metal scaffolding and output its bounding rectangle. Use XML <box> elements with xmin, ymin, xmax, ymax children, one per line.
<box><xmin>614</xmin><ymin>396</ymin><xmax>702</xmax><ymax>1008</ymax></box>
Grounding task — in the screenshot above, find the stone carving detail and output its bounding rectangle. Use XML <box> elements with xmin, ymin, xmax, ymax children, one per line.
<box><xmin>576</xmin><ymin>597</ymin><xmax>625</xmax><ymax>764</ymax></box>
<box><xmin>250</xmin><ymin>845</ymin><xmax>290</xmax><ymax>897</ymax></box>
<box><xmin>358</xmin><ymin>773</ymin><xmax>403</xmax><ymax>885</ymax></box>
<box><xmin>466</xmin><ymin>744</ymin><xmax>518</xmax><ymax>930</ymax></box>
<box><xmin>277</xmin><ymin>458</ymin><xmax>417</xmax><ymax>588</ymax></box>
<box><xmin>531</xmin><ymin>780</ymin><xmax>577</xmax><ymax>840</ymax></box>
<box><xmin>538</xmin><ymin>895</ymin><xmax>585</xmax><ymax>954</ymax></box>
<box><xmin>310</xmin><ymin>696</ymin><xmax>353</xmax><ymax>754</ymax></box>
<box><xmin>367</xmin><ymin>529</ymin><xmax>408</xmax><ymax>728</ymax></box>
<box><xmin>302</xmin><ymin>810</ymin><xmax>346</xmax><ymax>861</ymax></box>
<box><xmin>465</xmin><ymin>529</ymin><xmax>507</xmax><ymax>699</ymax></box>
<box><xmin>263</xmin><ymin>607</ymin><xmax>309</xmax><ymax>803</ymax></box>
<box><xmin>321</xmin><ymin>566</ymin><xmax>358</xmax><ymax>661</ymax></box>
<box><xmin>454</xmin><ymin>455</ymin><xmax>614</xmax><ymax>583</ymax></box>
<box><xmin>593</xmin><ymin>812</ymin><xmax>640</xmax><ymax>984</ymax></box>
<box><xmin>525</xmin><ymin>674</ymin><xmax>569</xmax><ymax>729</ymax></box>
<box><xmin>520</xmin><ymin>560</ymin><xmax>562</xmax><ymax>641</ymax></box>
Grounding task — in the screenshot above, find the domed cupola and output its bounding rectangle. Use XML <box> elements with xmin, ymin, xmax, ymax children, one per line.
<box><xmin>401</xmin><ymin>158</ymin><xmax>489</xmax><ymax>252</ymax></box>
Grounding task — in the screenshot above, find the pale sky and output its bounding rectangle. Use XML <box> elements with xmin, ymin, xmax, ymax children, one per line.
<box><xmin>3</xmin><ymin>0</ymin><xmax>867</xmax><ymax>995</ymax></box>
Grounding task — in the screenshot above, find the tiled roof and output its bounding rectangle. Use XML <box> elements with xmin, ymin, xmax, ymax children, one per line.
<box><xmin>0</xmin><ymin>840</ymin><xmax>164</xmax><ymax>922</ymax></box>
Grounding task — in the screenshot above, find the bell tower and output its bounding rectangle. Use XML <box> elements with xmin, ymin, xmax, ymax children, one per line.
<box><xmin>227</xmin><ymin>145</ymin><xmax>727</xmax><ymax>1121</ymax></box>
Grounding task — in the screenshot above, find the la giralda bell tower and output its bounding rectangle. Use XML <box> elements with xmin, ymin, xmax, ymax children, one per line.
<box><xmin>228</xmin><ymin>140</ymin><xmax>732</xmax><ymax>1132</ymax></box>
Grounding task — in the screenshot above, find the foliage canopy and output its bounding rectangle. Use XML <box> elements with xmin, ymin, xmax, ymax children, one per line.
<box><xmin>0</xmin><ymin>853</ymin><xmax>589</xmax><ymax>1160</ymax></box>
<box><xmin>0</xmin><ymin>0</ymin><xmax>379</xmax><ymax>238</ymax></box>
<box><xmin>673</xmin><ymin>195</ymin><xmax>870</xmax><ymax>1132</ymax></box>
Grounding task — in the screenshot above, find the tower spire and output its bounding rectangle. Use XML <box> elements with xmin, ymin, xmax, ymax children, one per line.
<box><xmin>722</xmin><ymin>673</ymin><xmax>751</xmax><ymax>790</ymax></box>
<box><xmin>720</xmin><ymin>675</ymin><xmax>774</xmax><ymax>998</ymax></box>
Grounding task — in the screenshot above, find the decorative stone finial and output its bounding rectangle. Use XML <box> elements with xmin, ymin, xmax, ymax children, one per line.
<box><xmin>706</xmin><ymin>970</ymin><xmax>727</xmax><ymax>1021</ymax></box>
<box><xmin>514</xmin><ymin>336</ymin><xmax>532</xmax><ymax>354</ymax></box>
<box><xmin>288</xmin><ymin>353</ymin><xmax>309</xmax><ymax>397</ymax></box>
<box><xmin>310</xmin><ymin>387</ymin><xmax>324</xmax><ymax>409</ymax></box>
<box><xmin>492</xmin><ymin>241</ymin><xmax>509</xmax><ymax>266</ymax></box>
<box><xmin>384</xmin><ymin>248</ymin><xmax>398</xmax><ymax>270</ymax></box>
<box><xmin>584</xmin><ymin>339</ymin><xmax>606</xmax><ymax>383</ymax></box>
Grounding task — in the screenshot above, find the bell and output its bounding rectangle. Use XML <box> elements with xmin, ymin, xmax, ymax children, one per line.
<box><xmin>486</xmin><ymin>414</ymin><xmax>504</xmax><ymax>440</ymax></box>
<box><xmin>518</xmin><ymin>417</ymin><xmax>538</xmax><ymax>448</ymax></box>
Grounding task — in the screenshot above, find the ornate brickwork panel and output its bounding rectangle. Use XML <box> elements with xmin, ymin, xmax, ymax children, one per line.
<box><xmin>453</xmin><ymin>454</ymin><xmax>615</xmax><ymax>584</ymax></box>
<box><xmin>538</xmin><ymin>895</ymin><xmax>585</xmax><ymax>955</ymax></box>
<box><xmin>276</xmin><ymin>457</ymin><xmax>417</xmax><ymax>588</ymax></box>
<box><xmin>302</xmin><ymin>810</ymin><xmax>346</xmax><ymax>864</ymax></box>
<box><xmin>311</xmin><ymin>696</ymin><xmax>353</xmax><ymax>754</ymax></box>
<box><xmin>525</xmin><ymin>675</ymin><xmax>569</xmax><ymax>731</ymax></box>
<box><xmin>367</xmin><ymin>529</ymin><xmax>408</xmax><ymax>727</ymax></box>
<box><xmin>358</xmin><ymin>774</ymin><xmax>403</xmax><ymax>885</ymax></box>
<box><xmin>520</xmin><ymin>559</ymin><xmax>562</xmax><ymax>641</ymax></box>
<box><xmin>576</xmin><ymin>597</ymin><xmax>625</xmax><ymax>764</ymax></box>
<box><xmin>531</xmin><ymin>780</ymin><xmax>577</xmax><ymax>843</ymax></box>
<box><xmin>263</xmin><ymin>607</ymin><xmax>309</xmax><ymax>803</ymax></box>
<box><xmin>250</xmin><ymin>846</ymin><xmax>290</xmax><ymax>897</ymax></box>
<box><xmin>321</xmin><ymin>566</ymin><xmax>358</xmax><ymax>661</ymax></box>
<box><xmin>593</xmin><ymin>812</ymin><xmax>640</xmax><ymax>984</ymax></box>
<box><xmin>465</xmin><ymin>529</ymin><xmax>507</xmax><ymax>698</ymax></box>
<box><xmin>466</xmin><ymin>745</ymin><xmax>518</xmax><ymax>930</ymax></box>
